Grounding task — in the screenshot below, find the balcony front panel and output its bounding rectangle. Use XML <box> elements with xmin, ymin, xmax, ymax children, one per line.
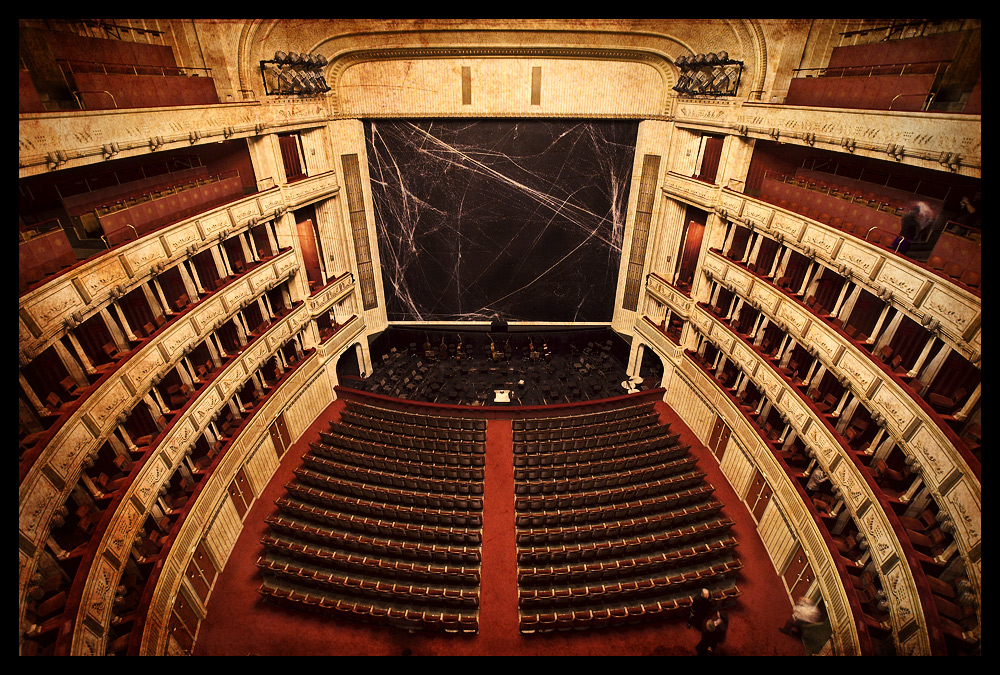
<box><xmin>18</xmin><ymin>251</ymin><xmax>297</xmax><ymax>563</ymax></box>
<box><xmin>18</xmin><ymin>186</ymin><xmax>287</xmax><ymax>363</ymax></box>
<box><xmin>673</xmin><ymin>100</ymin><xmax>981</xmax><ymax>178</ymax></box>
<box><xmin>688</xmin><ymin>306</ymin><xmax>932</xmax><ymax>655</ymax></box>
<box><xmin>18</xmin><ymin>99</ymin><xmax>332</xmax><ymax>179</ymax></box>
<box><xmin>668</xmin><ymin>177</ymin><xmax>982</xmax><ymax>365</ymax></box>
<box><xmin>700</xmin><ymin>255</ymin><xmax>980</xmax><ymax>602</ymax></box>
<box><xmin>137</xmin><ymin>314</ymin><xmax>364</xmax><ymax>655</ymax></box>
<box><xmin>69</xmin><ymin>299</ymin><xmax>327</xmax><ymax>654</ymax></box>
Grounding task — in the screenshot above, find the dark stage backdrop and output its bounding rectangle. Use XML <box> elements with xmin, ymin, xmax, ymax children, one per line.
<box><xmin>366</xmin><ymin>120</ymin><xmax>639</xmax><ymax>322</ymax></box>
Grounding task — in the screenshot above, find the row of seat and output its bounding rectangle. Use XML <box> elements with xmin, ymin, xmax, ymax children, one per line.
<box><xmin>512</xmin><ymin>412</ymin><xmax>662</xmax><ymax>442</ymax></box>
<box><xmin>518</xmin><ymin>586</ymin><xmax>742</xmax><ymax>633</ymax></box>
<box><xmin>301</xmin><ymin>452</ymin><xmax>485</xmax><ymax>496</ymax></box>
<box><xmin>265</xmin><ymin>514</ymin><xmax>483</xmax><ymax>565</ymax></box>
<box><xmin>514</xmin><ymin>443</ymin><xmax>690</xmax><ymax>480</ymax></box>
<box><xmin>516</xmin><ymin>499</ymin><xmax>725</xmax><ymax>545</ymax></box>
<box><xmin>261</xmin><ymin>528</ymin><xmax>481</xmax><ymax>585</ymax></box>
<box><xmin>518</xmin><ymin>536</ymin><xmax>740</xmax><ymax>586</ymax></box>
<box><xmin>514</xmin><ymin>433</ymin><xmax>680</xmax><ymax>464</ymax></box>
<box><xmin>517</xmin><ymin>559</ymin><xmax>744</xmax><ymax>608</ymax></box>
<box><xmin>257</xmin><ymin>553</ymin><xmax>479</xmax><ymax>608</ymax></box>
<box><xmin>343</xmin><ymin>398</ymin><xmax>487</xmax><ymax>432</ymax></box>
<box><xmin>317</xmin><ymin>432</ymin><xmax>485</xmax><ymax>467</ymax></box>
<box><xmin>512</xmin><ymin>425</ymin><xmax>669</xmax><ymax>452</ymax></box>
<box><xmin>259</xmin><ymin>575</ymin><xmax>479</xmax><ymax>633</ymax></box>
<box><xmin>515</xmin><ymin>484</ymin><xmax>717</xmax><ymax>528</ymax></box>
<box><xmin>512</xmin><ymin>402</ymin><xmax>656</xmax><ymax>432</ymax></box>
<box><xmin>328</xmin><ymin>421</ymin><xmax>486</xmax><ymax>452</ymax></box>
<box><xmin>309</xmin><ymin>442</ymin><xmax>485</xmax><ymax>481</ymax></box>
<box><xmin>514</xmin><ymin>470</ymin><xmax>709</xmax><ymax>512</ymax></box>
<box><xmin>284</xmin><ymin>481</ymin><xmax>483</xmax><ymax>528</ymax></box>
<box><xmin>517</xmin><ymin>516</ymin><xmax>736</xmax><ymax>566</ymax></box>
<box><xmin>339</xmin><ymin>409</ymin><xmax>487</xmax><ymax>443</ymax></box>
<box><xmin>513</xmin><ymin>456</ymin><xmax>701</xmax><ymax>496</ymax></box>
<box><xmin>275</xmin><ymin>495</ymin><xmax>482</xmax><ymax>546</ymax></box>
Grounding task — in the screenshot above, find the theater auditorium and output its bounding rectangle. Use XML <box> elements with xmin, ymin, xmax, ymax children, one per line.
<box><xmin>18</xmin><ymin>19</ymin><xmax>981</xmax><ymax>656</ymax></box>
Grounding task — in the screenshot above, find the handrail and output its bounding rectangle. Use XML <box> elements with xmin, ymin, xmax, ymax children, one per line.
<box><xmin>889</xmin><ymin>91</ymin><xmax>935</xmax><ymax>110</ymax></box>
<box><xmin>58</xmin><ymin>58</ymin><xmax>213</xmax><ymax>79</ymax></box>
<box><xmin>73</xmin><ymin>90</ymin><xmax>118</xmax><ymax>109</ymax></box>
<box><xmin>791</xmin><ymin>60</ymin><xmax>949</xmax><ymax>79</ymax></box>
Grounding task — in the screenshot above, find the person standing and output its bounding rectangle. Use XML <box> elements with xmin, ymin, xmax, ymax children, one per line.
<box><xmin>687</xmin><ymin>587</ymin><xmax>713</xmax><ymax>629</ymax></box>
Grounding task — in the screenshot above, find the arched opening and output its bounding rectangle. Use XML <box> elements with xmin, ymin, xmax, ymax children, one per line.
<box><xmin>639</xmin><ymin>343</ymin><xmax>664</xmax><ymax>389</ymax></box>
<box><xmin>335</xmin><ymin>342</ymin><xmax>363</xmax><ymax>386</ymax></box>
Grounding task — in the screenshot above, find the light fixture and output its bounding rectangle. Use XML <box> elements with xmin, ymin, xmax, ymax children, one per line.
<box><xmin>260</xmin><ymin>50</ymin><xmax>331</xmax><ymax>96</ymax></box>
<box><xmin>673</xmin><ymin>51</ymin><xmax>745</xmax><ymax>98</ymax></box>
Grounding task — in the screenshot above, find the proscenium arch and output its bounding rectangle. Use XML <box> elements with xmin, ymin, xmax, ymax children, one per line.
<box><xmin>235</xmin><ymin>19</ymin><xmax>770</xmax><ymax>113</ymax></box>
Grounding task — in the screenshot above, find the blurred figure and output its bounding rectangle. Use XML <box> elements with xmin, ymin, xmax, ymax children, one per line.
<box><xmin>696</xmin><ymin>610</ymin><xmax>729</xmax><ymax>655</ymax></box>
<box><xmin>779</xmin><ymin>597</ymin><xmax>824</xmax><ymax>638</ymax></box>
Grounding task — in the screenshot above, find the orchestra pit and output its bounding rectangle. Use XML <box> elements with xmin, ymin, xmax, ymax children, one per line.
<box><xmin>18</xmin><ymin>19</ymin><xmax>980</xmax><ymax>656</ymax></box>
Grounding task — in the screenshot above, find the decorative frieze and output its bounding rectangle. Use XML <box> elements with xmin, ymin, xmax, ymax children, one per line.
<box><xmin>19</xmin><ymin>283</ymin><xmax>88</xmax><ymax>344</ymax></box>
<box><xmin>767</xmin><ymin>211</ymin><xmax>805</xmax><ymax>243</ymax></box>
<box><xmin>159</xmin><ymin>320</ymin><xmax>199</xmax><ymax>362</ymax></box>
<box><xmin>159</xmin><ymin>221</ymin><xmax>203</xmax><ymax>258</ymax></box>
<box><xmin>905</xmin><ymin>424</ymin><xmax>958</xmax><ymax>490</ymax></box>
<box><xmin>17</xmin><ymin>475</ymin><xmax>62</xmax><ymax>545</ymax></box>
<box><xmin>874</xmin><ymin>259</ymin><xmax>928</xmax><ymax>306</ymax></box>
<box><xmin>742</xmin><ymin>201</ymin><xmax>774</xmax><ymax>228</ymax></box>
<box><xmin>802</xmin><ymin>227</ymin><xmax>841</xmax><ymax>260</ymax></box>
<box><xmin>197</xmin><ymin>211</ymin><xmax>231</xmax><ymax>240</ymax></box>
<box><xmin>85</xmin><ymin>376</ymin><xmax>139</xmax><ymax>431</ymax></box>
<box><xmin>716</xmin><ymin>190</ymin><xmax>745</xmax><ymax>218</ymax></box>
<box><xmin>133</xmin><ymin>453</ymin><xmax>171</xmax><ymax>507</ymax></box>
<box><xmin>919</xmin><ymin>285</ymin><xmax>980</xmax><ymax>341</ymax></box>
<box><xmin>832</xmin><ymin>239</ymin><xmax>882</xmax><ymax>280</ymax></box>
<box><xmin>869</xmin><ymin>381</ymin><xmax>919</xmax><ymax>437</ymax></box>
<box><xmin>942</xmin><ymin>478</ymin><xmax>983</xmax><ymax>552</ymax></box>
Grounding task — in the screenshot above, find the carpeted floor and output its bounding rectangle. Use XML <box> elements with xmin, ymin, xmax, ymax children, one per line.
<box><xmin>192</xmin><ymin>396</ymin><xmax>808</xmax><ymax>656</ymax></box>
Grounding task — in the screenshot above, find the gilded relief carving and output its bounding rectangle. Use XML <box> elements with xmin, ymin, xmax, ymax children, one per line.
<box><xmin>87</xmin><ymin>378</ymin><xmax>136</xmax><ymax>429</ymax></box>
<box><xmin>944</xmin><ymin>481</ymin><xmax>982</xmax><ymax>548</ymax></box>
<box><xmin>869</xmin><ymin>384</ymin><xmax>916</xmax><ymax>433</ymax></box>
<box><xmin>50</xmin><ymin>421</ymin><xmax>95</xmax><ymax>480</ymax></box>
<box><xmin>107</xmin><ymin>501</ymin><xmax>141</xmax><ymax>564</ymax></box>
<box><xmin>906</xmin><ymin>425</ymin><xmax>953</xmax><ymax>486</ymax></box>
<box><xmin>26</xmin><ymin>285</ymin><xmax>86</xmax><ymax>337</ymax></box>
<box><xmin>79</xmin><ymin>259</ymin><xmax>130</xmax><ymax>300</ymax></box>
<box><xmin>876</xmin><ymin>261</ymin><xmax>923</xmax><ymax>302</ymax></box>
<box><xmin>19</xmin><ymin>478</ymin><xmax>58</xmax><ymax>541</ymax></box>
<box><xmin>716</xmin><ymin>191</ymin><xmax>744</xmax><ymax>215</ymax></box>
<box><xmin>884</xmin><ymin>565</ymin><xmax>914</xmax><ymax>621</ymax></box>
<box><xmin>836</xmin><ymin>351</ymin><xmax>876</xmax><ymax>393</ymax></box>
<box><xmin>803</xmin><ymin>228</ymin><xmax>837</xmax><ymax>257</ymax></box>
<box><xmin>162</xmin><ymin>322</ymin><xmax>198</xmax><ymax>359</ymax></box>
<box><xmin>921</xmin><ymin>286</ymin><xmax>978</xmax><ymax>335</ymax></box>
<box><xmin>768</xmin><ymin>212</ymin><xmax>803</xmax><ymax>241</ymax></box>
<box><xmin>135</xmin><ymin>457</ymin><xmax>168</xmax><ymax>504</ymax></box>
<box><xmin>833</xmin><ymin>242</ymin><xmax>878</xmax><ymax>276</ymax></box>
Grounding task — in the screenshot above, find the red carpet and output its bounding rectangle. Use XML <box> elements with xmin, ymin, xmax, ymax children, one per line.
<box><xmin>193</xmin><ymin>397</ymin><xmax>807</xmax><ymax>656</ymax></box>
